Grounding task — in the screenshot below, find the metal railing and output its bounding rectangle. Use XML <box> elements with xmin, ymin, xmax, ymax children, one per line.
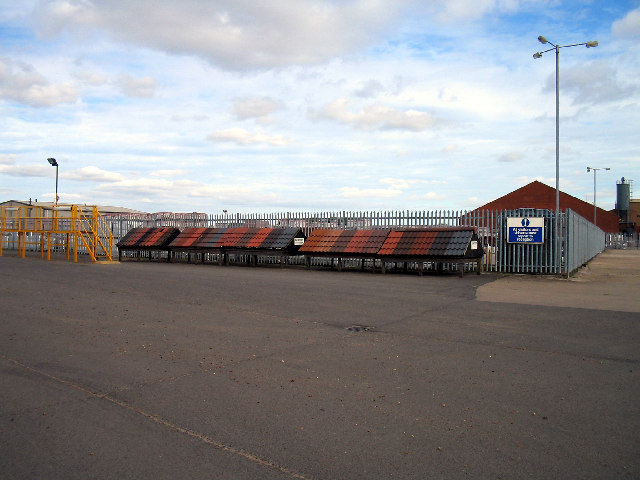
<box><xmin>495</xmin><ymin>208</ymin><xmax>605</xmax><ymax>275</ymax></box>
<box><xmin>0</xmin><ymin>204</ymin><xmax>113</xmax><ymax>261</ymax></box>
<box><xmin>497</xmin><ymin>209</ymin><xmax>559</xmax><ymax>274</ymax></box>
<box><xmin>4</xmin><ymin>207</ymin><xmax>611</xmax><ymax>274</ymax></box>
<box><xmin>564</xmin><ymin>209</ymin><xmax>606</xmax><ymax>275</ymax></box>
<box><xmin>606</xmin><ymin>232</ymin><xmax>640</xmax><ymax>249</ymax></box>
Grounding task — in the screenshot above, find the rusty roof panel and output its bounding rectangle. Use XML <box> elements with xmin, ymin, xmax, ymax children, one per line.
<box><xmin>192</xmin><ymin>228</ymin><xmax>226</xmax><ymax>248</ymax></box>
<box><xmin>167</xmin><ymin>227</ymin><xmax>305</xmax><ymax>251</ymax></box>
<box><xmin>245</xmin><ymin>228</ymin><xmax>273</xmax><ymax>248</ymax></box>
<box><xmin>117</xmin><ymin>227</ymin><xmax>151</xmax><ymax>247</ymax></box>
<box><xmin>258</xmin><ymin>229</ymin><xmax>278</xmax><ymax>248</ymax></box>
<box><xmin>269</xmin><ymin>228</ymin><xmax>301</xmax><ymax>250</ymax></box>
<box><xmin>298</xmin><ymin>229</ymin><xmax>334</xmax><ymax>253</ymax></box>
<box><xmin>236</xmin><ymin>228</ymin><xmax>260</xmax><ymax>247</ymax></box>
<box><xmin>118</xmin><ymin>227</ymin><xmax>180</xmax><ymax>248</ymax></box>
<box><xmin>379</xmin><ymin>228</ymin><xmax>476</xmax><ymax>257</ymax></box>
<box><xmin>329</xmin><ymin>230</ymin><xmax>356</xmax><ymax>253</ymax></box>
<box><xmin>169</xmin><ymin>227</ymin><xmax>208</xmax><ymax>248</ymax></box>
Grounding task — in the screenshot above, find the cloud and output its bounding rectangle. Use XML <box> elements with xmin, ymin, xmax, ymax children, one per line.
<box><xmin>152</xmin><ymin>169</ymin><xmax>187</xmax><ymax>178</ymax></box>
<box><xmin>339</xmin><ymin>186</ymin><xmax>403</xmax><ymax>199</ymax></box>
<box><xmin>430</xmin><ymin>0</ymin><xmax>520</xmax><ymax>23</ymax></box>
<box><xmin>514</xmin><ymin>176</ymin><xmax>553</xmax><ymax>187</ymax></box>
<box><xmin>0</xmin><ymin>163</ymin><xmax>51</xmax><ymax>177</ymax></box>
<box><xmin>35</xmin><ymin>0</ymin><xmax>407</xmax><ymax>70</ymax></box>
<box><xmin>207</xmin><ymin>128</ymin><xmax>290</xmax><ymax>146</ymax></box>
<box><xmin>544</xmin><ymin>62</ymin><xmax>638</xmax><ymax>106</ymax></box>
<box><xmin>0</xmin><ymin>56</ymin><xmax>78</xmax><ymax>107</ymax></box>
<box><xmin>92</xmin><ymin>175</ymin><xmax>285</xmax><ymax>208</ymax></box>
<box><xmin>97</xmin><ymin>177</ymin><xmax>174</xmax><ymax>195</ymax></box>
<box><xmin>497</xmin><ymin>152</ymin><xmax>524</xmax><ymax>163</ymax></box>
<box><xmin>188</xmin><ymin>183</ymin><xmax>283</xmax><ymax>205</ymax></box>
<box><xmin>115</xmin><ymin>74</ymin><xmax>156</xmax><ymax>98</ymax></box>
<box><xmin>380</xmin><ymin>177</ymin><xmax>410</xmax><ymax>189</ymax></box>
<box><xmin>612</xmin><ymin>8</ymin><xmax>640</xmax><ymax>38</ymax></box>
<box><xmin>338</xmin><ymin>177</ymin><xmax>413</xmax><ymax>199</ymax></box>
<box><xmin>64</xmin><ymin>166</ymin><xmax>125</xmax><ymax>182</ymax></box>
<box><xmin>411</xmin><ymin>191</ymin><xmax>444</xmax><ymax>201</ymax></box>
<box><xmin>0</xmin><ymin>154</ymin><xmax>16</xmax><ymax>165</ymax></box>
<box><xmin>442</xmin><ymin>144</ymin><xmax>457</xmax><ymax>154</ymax></box>
<box><xmin>312</xmin><ymin>98</ymin><xmax>436</xmax><ymax>131</ymax></box>
<box><xmin>354</xmin><ymin>79</ymin><xmax>385</xmax><ymax>98</ymax></box>
<box><xmin>170</xmin><ymin>113</ymin><xmax>209</xmax><ymax>122</ymax></box>
<box><xmin>232</xmin><ymin>96</ymin><xmax>281</xmax><ymax>122</ymax></box>
<box><xmin>74</xmin><ymin>70</ymin><xmax>108</xmax><ymax>86</ymax></box>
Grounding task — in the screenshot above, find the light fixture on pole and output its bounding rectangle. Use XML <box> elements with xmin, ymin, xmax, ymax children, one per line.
<box><xmin>586</xmin><ymin>166</ymin><xmax>610</xmax><ymax>225</ymax></box>
<box><xmin>47</xmin><ymin>157</ymin><xmax>59</xmax><ymax>205</ymax></box>
<box><xmin>533</xmin><ymin>35</ymin><xmax>598</xmax><ymax>273</ymax></box>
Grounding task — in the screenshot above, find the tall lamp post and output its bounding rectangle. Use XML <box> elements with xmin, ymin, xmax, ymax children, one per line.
<box><xmin>586</xmin><ymin>166</ymin><xmax>610</xmax><ymax>225</ymax></box>
<box><xmin>47</xmin><ymin>157</ymin><xmax>59</xmax><ymax>205</ymax></box>
<box><xmin>533</xmin><ymin>36</ymin><xmax>598</xmax><ymax>273</ymax></box>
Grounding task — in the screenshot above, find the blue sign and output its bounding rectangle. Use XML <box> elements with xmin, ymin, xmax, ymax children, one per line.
<box><xmin>507</xmin><ymin>217</ymin><xmax>544</xmax><ymax>244</ymax></box>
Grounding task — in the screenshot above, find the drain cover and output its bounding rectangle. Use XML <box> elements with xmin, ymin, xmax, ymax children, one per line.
<box><xmin>346</xmin><ymin>325</ymin><xmax>373</xmax><ymax>332</ymax></box>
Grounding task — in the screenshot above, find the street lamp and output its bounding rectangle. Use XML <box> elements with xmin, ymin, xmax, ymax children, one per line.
<box><xmin>586</xmin><ymin>166</ymin><xmax>610</xmax><ymax>225</ymax></box>
<box><xmin>533</xmin><ymin>35</ymin><xmax>598</xmax><ymax>273</ymax></box>
<box><xmin>47</xmin><ymin>157</ymin><xmax>59</xmax><ymax>205</ymax></box>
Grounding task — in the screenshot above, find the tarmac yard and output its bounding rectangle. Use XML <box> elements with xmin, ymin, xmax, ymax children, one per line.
<box><xmin>1</xmin><ymin>250</ymin><xmax>638</xmax><ymax>479</ymax></box>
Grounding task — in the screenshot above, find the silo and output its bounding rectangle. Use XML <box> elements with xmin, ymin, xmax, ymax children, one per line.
<box><xmin>616</xmin><ymin>177</ymin><xmax>631</xmax><ymax>223</ymax></box>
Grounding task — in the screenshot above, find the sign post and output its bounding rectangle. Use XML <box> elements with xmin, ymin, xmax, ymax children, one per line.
<box><xmin>507</xmin><ymin>217</ymin><xmax>545</xmax><ymax>244</ymax></box>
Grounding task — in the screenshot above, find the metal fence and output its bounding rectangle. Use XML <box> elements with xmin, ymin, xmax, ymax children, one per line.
<box><xmin>5</xmin><ymin>208</ymin><xmax>609</xmax><ymax>275</ymax></box>
<box><xmin>606</xmin><ymin>232</ymin><xmax>640</xmax><ymax>249</ymax></box>
<box><xmin>497</xmin><ymin>209</ymin><xmax>559</xmax><ymax>274</ymax></box>
<box><xmin>495</xmin><ymin>208</ymin><xmax>605</xmax><ymax>275</ymax></box>
<box><xmin>564</xmin><ymin>209</ymin><xmax>606</xmax><ymax>275</ymax></box>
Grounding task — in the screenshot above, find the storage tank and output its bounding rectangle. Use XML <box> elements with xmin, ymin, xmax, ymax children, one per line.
<box><xmin>616</xmin><ymin>177</ymin><xmax>631</xmax><ymax>222</ymax></box>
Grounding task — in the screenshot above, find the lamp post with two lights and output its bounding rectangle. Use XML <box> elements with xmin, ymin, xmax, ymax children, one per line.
<box><xmin>533</xmin><ymin>36</ymin><xmax>598</xmax><ymax>272</ymax></box>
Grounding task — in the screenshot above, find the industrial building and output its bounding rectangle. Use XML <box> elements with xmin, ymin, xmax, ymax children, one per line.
<box><xmin>467</xmin><ymin>180</ymin><xmax>625</xmax><ymax>233</ymax></box>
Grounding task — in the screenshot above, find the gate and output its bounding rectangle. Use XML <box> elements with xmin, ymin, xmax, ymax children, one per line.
<box><xmin>498</xmin><ymin>209</ymin><xmax>559</xmax><ymax>274</ymax></box>
<box><xmin>497</xmin><ymin>208</ymin><xmax>605</xmax><ymax>275</ymax></box>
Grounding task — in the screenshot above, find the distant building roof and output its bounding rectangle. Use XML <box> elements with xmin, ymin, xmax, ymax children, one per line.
<box><xmin>0</xmin><ymin>200</ymin><xmax>148</xmax><ymax>215</ymax></box>
<box><xmin>467</xmin><ymin>181</ymin><xmax>620</xmax><ymax>233</ymax></box>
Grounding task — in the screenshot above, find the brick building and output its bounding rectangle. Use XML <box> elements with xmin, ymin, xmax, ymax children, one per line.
<box><xmin>468</xmin><ymin>181</ymin><xmax>620</xmax><ymax>233</ymax></box>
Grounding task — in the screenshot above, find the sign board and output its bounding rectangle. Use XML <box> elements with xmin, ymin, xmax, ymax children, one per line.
<box><xmin>507</xmin><ymin>217</ymin><xmax>544</xmax><ymax>244</ymax></box>
<box><xmin>294</xmin><ymin>237</ymin><xmax>305</xmax><ymax>246</ymax></box>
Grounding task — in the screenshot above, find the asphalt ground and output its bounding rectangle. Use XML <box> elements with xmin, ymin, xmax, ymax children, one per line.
<box><xmin>1</xmin><ymin>250</ymin><xmax>638</xmax><ymax>479</ymax></box>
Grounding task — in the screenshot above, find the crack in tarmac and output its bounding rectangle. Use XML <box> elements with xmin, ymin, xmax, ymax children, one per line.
<box><xmin>3</xmin><ymin>356</ymin><xmax>314</xmax><ymax>480</ymax></box>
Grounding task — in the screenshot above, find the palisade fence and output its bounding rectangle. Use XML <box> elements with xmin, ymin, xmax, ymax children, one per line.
<box><xmin>2</xmin><ymin>208</ymin><xmax>606</xmax><ymax>274</ymax></box>
<box><xmin>565</xmin><ymin>209</ymin><xmax>607</xmax><ymax>274</ymax></box>
<box><xmin>606</xmin><ymin>232</ymin><xmax>640</xmax><ymax>249</ymax></box>
<box><xmin>98</xmin><ymin>208</ymin><xmax>605</xmax><ymax>275</ymax></box>
<box><xmin>497</xmin><ymin>208</ymin><xmax>605</xmax><ymax>275</ymax></box>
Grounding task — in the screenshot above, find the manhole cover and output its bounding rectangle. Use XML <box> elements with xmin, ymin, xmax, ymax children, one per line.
<box><xmin>346</xmin><ymin>325</ymin><xmax>373</xmax><ymax>332</ymax></box>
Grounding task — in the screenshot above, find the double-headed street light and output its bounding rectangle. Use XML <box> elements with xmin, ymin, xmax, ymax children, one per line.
<box><xmin>47</xmin><ymin>157</ymin><xmax>59</xmax><ymax>205</ymax></box>
<box><xmin>586</xmin><ymin>166</ymin><xmax>610</xmax><ymax>225</ymax></box>
<box><xmin>533</xmin><ymin>35</ymin><xmax>598</xmax><ymax>272</ymax></box>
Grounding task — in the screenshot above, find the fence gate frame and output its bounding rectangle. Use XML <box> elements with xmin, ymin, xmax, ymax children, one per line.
<box><xmin>497</xmin><ymin>209</ymin><xmax>559</xmax><ymax>274</ymax></box>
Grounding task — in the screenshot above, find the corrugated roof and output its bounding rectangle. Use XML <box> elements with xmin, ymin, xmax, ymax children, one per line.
<box><xmin>117</xmin><ymin>227</ymin><xmax>180</xmax><ymax>248</ymax></box>
<box><xmin>298</xmin><ymin>229</ymin><xmax>390</xmax><ymax>254</ymax></box>
<box><xmin>299</xmin><ymin>227</ymin><xmax>479</xmax><ymax>258</ymax></box>
<box><xmin>379</xmin><ymin>228</ymin><xmax>475</xmax><ymax>257</ymax></box>
<box><xmin>167</xmin><ymin>227</ymin><xmax>305</xmax><ymax>251</ymax></box>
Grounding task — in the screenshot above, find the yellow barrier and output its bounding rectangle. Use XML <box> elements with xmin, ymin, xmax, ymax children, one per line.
<box><xmin>0</xmin><ymin>204</ymin><xmax>113</xmax><ymax>262</ymax></box>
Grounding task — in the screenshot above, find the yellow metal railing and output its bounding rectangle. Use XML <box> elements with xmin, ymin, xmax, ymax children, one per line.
<box><xmin>0</xmin><ymin>204</ymin><xmax>113</xmax><ymax>262</ymax></box>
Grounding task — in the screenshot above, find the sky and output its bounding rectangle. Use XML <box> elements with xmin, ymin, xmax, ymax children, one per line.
<box><xmin>1</xmin><ymin>0</ymin><xmax>639</xmax><ymax>214</ymax></box>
